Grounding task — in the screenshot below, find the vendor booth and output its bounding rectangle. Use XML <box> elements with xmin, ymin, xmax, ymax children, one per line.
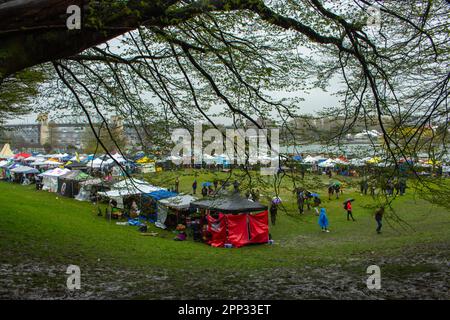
<box><xmin>142</xmin><ymin>189</ymin><xmax>177</xmax><ymax>223</ymax></box>
<box><xmin>57</xmin><ymin>170</ymin><xmax>93</xmax><ymax>197</ymax></box>
<box><xmin>97</xmin><ymin>178</ymin><xmax>163</xmax><ymax>213</ymax></box>
<box><xmin>65</xmin><ymin>161</ymin><xmax>87</xmax><ymax>170</ymax></box>
<box><xmin>10</xmin><ymin>166</ymin><xmax>39</xmax><ymax>184</ymax></box>
<box><xmin>75</xmin><ymin>178</ymin><xmax>105</xmax><ymax>201</ymax></box>
<box><xmin>157</xmin><ymin>194</ymin><xmax>198</xmax><ymax>229</ymax></box>
<box><xmin>190</xmin><ymin>193</ymin><xmax>269</xmax><ymax>248</ymax></box>
<box><xmin>0</xmin><ymin>160</ymin><xmax>12</xmax><ymax>179</ymax></box>
<box><xmin>39</xmin><ymin>168</ymin><xmax>71</xmax><ymax>192</ymax></box>
<box><xmin>0</xmin><ymin>143</ymin><xmax>14</xmax><ymax>159</ymax></box>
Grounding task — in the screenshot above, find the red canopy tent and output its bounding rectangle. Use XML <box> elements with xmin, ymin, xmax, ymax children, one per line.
<box><xmin>191</xmin><ymin>193</ymin><xmax>269</xmax><ymax>248</ymax></box>
<box><xmin>14</xmin><ymin>152</ymin><xmax>31</xmax><ymax>159</ymax></box>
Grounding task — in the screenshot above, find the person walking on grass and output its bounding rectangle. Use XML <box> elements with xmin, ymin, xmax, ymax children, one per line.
<box><xmin>375</xmin><ymin>207</ymin><xmax>384</xmax><ymax>234</ymax></box>
<box><xmin>318</xmin><ymin>208</ymin><xmax>330</xmax><ymax>232</ymax></box>
<box><xmin>345</xmin><ymin>200</ymin><xmax>355</xmax><ymax>221</ymax></box>
<box><xmin>328</xmin><ymin>184</ymin><xmax>334</xmax><ymax>200</ymax></box>
<box><xmin>192</xmin><ymin>179</ymin><xmax>197</xmax><ymax>194</ymax></box>
<box><xmin>334</xmin><ymin>183</ymin><xmax>341</xmax><ymax>199</ymax></box>
<box><xmin>175</xmin><ymin>177</ymin><xmax>179</xmax><ymax>193</ymax></box>
<box><xmin>201</xmin><ymin>185</ymin><xmax>208</xmax><ymax>197</ymax></box>
<box><xmin>297</xmin><ymin>189</ymin><xmax>305</xmax><ymax>214</ymax></box>
<box><xmin>270</xmin><ymin>202</ymin><xmax>278</xmax><ymax>226</ymax></box>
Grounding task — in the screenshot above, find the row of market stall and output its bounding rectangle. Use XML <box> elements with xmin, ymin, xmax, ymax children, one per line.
<box><xmin>1</xmin><ymin>143</ymin><xmax>271</xmax><ymax>248</ymax></box>
<box><xmin>95</xmin><ymin>178</ymin><xmax>270</xmax><ymax>248</ymax></box>
<box><xmin>296</xmin><ymin>154</ymin><xmax>450</xmax><ymax>174</ymax></box>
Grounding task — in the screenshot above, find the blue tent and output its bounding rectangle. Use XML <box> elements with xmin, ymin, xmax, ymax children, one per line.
<box><xmin>133</xmin><ymin>152</ymin><xmax>146</xmax><ymax>161</ymax></box>
<box><xmin>145</xmin><ymin>189</ymin><xmax>177</xmax><ymax>201</ymax></box>
<box><xmin>293</xmin><ymin>155</ymin><xmax>302</xmax><ymax>161</ymax></box>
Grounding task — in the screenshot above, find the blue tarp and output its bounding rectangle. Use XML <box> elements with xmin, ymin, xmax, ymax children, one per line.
<box><xmin>133</xmin><ymin>152</ymin><xmax>146</xmax><ymax>160</ymax></box>
<box><xmin>128</xmin><ymin>218</ymin><xmax>145</xmax><ymax>226</ymax></box>
<box><xmin>293</xmin><ymin>155</ymin><xmax>302</xmax><ymax>161</ymax></box>
<box><xmin>7</xmin><ymin>163</ymin><xmax>19</xmax><ymax>169</ymax></box>
<box><xmin>145</xmin><ymin>189</ymin><xmax>177</xmax><ymax>201</ymax></box>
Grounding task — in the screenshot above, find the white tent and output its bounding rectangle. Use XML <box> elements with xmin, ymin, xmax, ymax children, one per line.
<box><xmin>113</xmin><ymin>178</ymin><xmax>149</xmax><ymax>189</ymax></box>
<box><xmin>0</xmin><ymin>143</ymin><xmax>14</xmax><ymax>159</ymax></box>
<box><xmin>318</xmin><ymin>159</ymin><xmax>336</xmax><ymax>168</ymax></box>
<box><xmin>69</xmin><ymin>154</ymin><xmax>87</xmax><ymax>162</ymax></box>
<box><xmin>156</xmin><ymin>194</ymin><xmax>197</xmax><ymax>229</ymax></box>
<box><xmin>75</xmin><ymin>178</ymin><xmax>104</xmax><ymax>202</ymax></box>
<box><xmin>86</xmin><ymin>157</ymin><xmax>114</xmax><ymax>168</ymax></box>
<box><xmin>110</xmin><ymin>153</ymin><xmax>127</xmax><ymax>163</ymax></box>
<box><xmin>47</xmin><ymin>153</ymin><xmax>69</xmax><ymax>160</ymax></box>
<box><xmin>203</xmin><ymin>154</ymin><xmax>216</xmax><ymax>164</ymax></box>
<box><xmin>44</xmin><ymin>159</ymin><xmax>63</xmax><ymax>166</ymax></box>
<box><xmin>40</xmin><ymin>168</ymin><xmax>71</xmax><ymax>192</ymax></box>
<box><xmin>302</xmin><ymin>155</ymin><xmax>322</xmax><ymax>164</ymax></box>
<box><xmin>334</xmin><ymin>158</ymin><xmax>349</xmax><ymax>165</ymax></box>
<box><xmin>0</xmin><ymin>160</ymin><xmax>9</xmax><ymax>167</ymax></box>
<box><xmin>10</xmin><ymin>166</ymin><xmax>39</xmax><ymax>174</ymax></box>
<box><xmin>158</xmin><ymin>194</ymin><xmax>197</xmax><ymax>210</ymax></box>
<box><xmin>29</xmin><ymin>159</ymin><xmax>48</xmax><ymax>166</ymax></box>
<box><xmin>98</xmin><ymin>178</ymin><xmax>163</xmax><ymax>198</ymax></box>
<box><xmin>349</xmin><ymin>158</ymin><xmax>366</xmax><ymax>167</ymax></box>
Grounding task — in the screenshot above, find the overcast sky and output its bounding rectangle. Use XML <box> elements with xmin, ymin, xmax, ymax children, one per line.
<box><xmin>7</xmin><ymin>84</ymin><xmax>341</xmax><ymax>125</ymax></box>
<box><xmin>7</xmin><ymin>34</ymin><xmax>343</xmax><ymax>125</ymax></box>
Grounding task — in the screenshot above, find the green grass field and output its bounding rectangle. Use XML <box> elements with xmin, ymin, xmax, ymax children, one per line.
<box><xmin>0</xmin><ymin>170</ymin><xmax>449</xmax><ymax>299</ymax></box>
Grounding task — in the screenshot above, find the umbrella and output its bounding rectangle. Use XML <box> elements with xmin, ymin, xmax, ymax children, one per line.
<box><xmin>202</xmin><ymin>182</ymin><xmax>212</xmax><ymax>187</ymax></box>
<box><xmin>310</xmin><ymin>193</ymin><xmax>320</xmax><ymax>198</ymax></box>
<box><xmin>343</xmin><ymin>198</ymin><xmax>355</xmax><ymax>204</ymax></box>
<box><xmin>272</xmin><ymin>197</ymin><xmax>282</xmax><ymax>204</ymax></box>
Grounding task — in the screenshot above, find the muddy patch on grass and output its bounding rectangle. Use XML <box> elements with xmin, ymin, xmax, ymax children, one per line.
<box><xmin>0</xmin><ymin>250</ymin><xmax>448</xmax><ymax>300</ymax></box>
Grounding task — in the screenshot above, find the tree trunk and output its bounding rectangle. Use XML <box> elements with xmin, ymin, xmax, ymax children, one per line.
<box><xmin>0</xmin><ymin>0</ymin><xmax>174</xmax><ymax>78</ymax></box>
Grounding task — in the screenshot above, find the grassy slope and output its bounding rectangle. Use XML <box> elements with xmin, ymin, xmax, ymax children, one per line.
<box><xmin>0</xmin><ymin>171</ymin><xmax>449</xmax><ymax>273</ymax></box>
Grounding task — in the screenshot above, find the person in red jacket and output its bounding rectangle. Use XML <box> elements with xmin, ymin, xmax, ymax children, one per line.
<box><xmin>345</xmin><ymin>200</ymin><xmax>355</xmax><ymax>221</ymax></box>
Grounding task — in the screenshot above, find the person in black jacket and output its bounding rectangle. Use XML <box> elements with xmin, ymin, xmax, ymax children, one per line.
<box><xmin>201</xmin><ymin>185</ymin><xmax>208</xmax><ymax>197</ymax></box>
<box><xmin>192</xmin><ymin>179</ymin><xmax>197</xmax><ymax>194</ymax></box>
<box><xmin>270</xmin><ymin>202</ymin><xmax>278</xmax><ymax>226</ymax></box>
<box><xmin>375</xmin><ymin>207</ymin><xmax>384</xmax><ymax>234</ymax></box>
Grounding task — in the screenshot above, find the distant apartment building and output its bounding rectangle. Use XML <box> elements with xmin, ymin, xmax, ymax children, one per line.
<box><xmin>0</xmin><ymin>124</ymin><xmax>41</xmax><ymax>148</ymax></box>
<box><xmin>0</xmin><ymin>115</ymin><xmax>147</xmax><ymax>151</ymax></box>
<box><xmin>284</xmin><ymin>116</ymin><xmax>388</xmax><ymax>142</ymax></box>
<box><xmin>45</xmin><ymin>122</ymin><xmax>89</xmax><ymax>149</ymax></box>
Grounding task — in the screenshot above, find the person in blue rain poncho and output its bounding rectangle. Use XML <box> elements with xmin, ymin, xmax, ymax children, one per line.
<box><xmin>318</xmin><ymin>208</ymin><xmax>330</xmax><ymax>232</ymax></box>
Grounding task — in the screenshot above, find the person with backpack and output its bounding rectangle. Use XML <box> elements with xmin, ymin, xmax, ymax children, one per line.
<box><xmin>334</xmin><ymin>183</ymin><xmax>341</xmax><ymax>199</ymax></box>
<box><xmin>345</xmin><ymin>200</ymin><xmax>355</xmax><ymax>221</ymax></box>
<box><xmin>328</xmin><ymin>184</ymin><xmax>334</xmax><ymax>200</ymax></box>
